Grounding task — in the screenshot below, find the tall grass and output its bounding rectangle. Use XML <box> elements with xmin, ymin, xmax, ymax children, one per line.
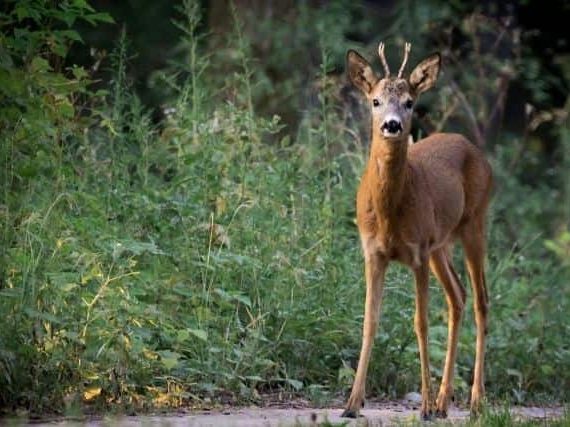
<box><xmin>1</xmin><ymin>0</ymin><xmax>569</xmax><ymax>417</ymax></box>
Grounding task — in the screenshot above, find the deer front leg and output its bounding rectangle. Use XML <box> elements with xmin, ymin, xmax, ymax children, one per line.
<box><xmin>341</xmin><ymin>247</ymin><xmax>386</xmax><ymax>418</ymax></box>
<box><xmin>413</xmin><ymin>261</ymin><xmax>433</xmax><ymax>420</ymax></box>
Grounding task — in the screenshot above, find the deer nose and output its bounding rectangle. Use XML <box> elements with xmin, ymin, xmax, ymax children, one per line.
<box><xmin>382</xmin><ymin>119</ymin><xmax>403</xmax><ymax>135</ymax></box>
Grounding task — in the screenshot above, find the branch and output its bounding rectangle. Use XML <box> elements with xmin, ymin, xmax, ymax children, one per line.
<box><xmin>449</xmin><ymin>79</ymin><xmax>485</xmax><ymax>147</ymax></box>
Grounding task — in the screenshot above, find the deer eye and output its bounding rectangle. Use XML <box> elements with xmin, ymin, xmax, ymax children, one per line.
<box><xmin>404</xmin><ymin>99</ymin><xmax>414</xmax><ymax>109</ymax></box>
<box><xmin>373</xmin><ymin>99</ymin><xmax>380</xmax><ymax>107</ymax></box>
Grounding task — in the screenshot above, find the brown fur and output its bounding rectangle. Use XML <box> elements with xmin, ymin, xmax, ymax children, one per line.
<box><xmin>342</xmin><ymin>46</ymin><xmax>493</xmax><ymax>420</ymax></box>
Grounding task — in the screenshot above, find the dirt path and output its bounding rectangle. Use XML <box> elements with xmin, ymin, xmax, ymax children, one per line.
<box><xmin>26</xmin><ymin>402</ymin><xmax>563</xmax><ymax>426</ymax></box>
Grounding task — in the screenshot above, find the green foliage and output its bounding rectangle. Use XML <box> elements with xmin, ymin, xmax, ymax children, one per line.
<box><xmin>1</xmin><ymin>0</ymin><xmax>569</xmax><ymax>418</ymax></box>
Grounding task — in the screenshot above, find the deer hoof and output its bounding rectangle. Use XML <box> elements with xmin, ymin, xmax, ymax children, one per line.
<box><xmin>420</xmin><ymin>409</ymin><xmax>434</xmax><ymax>421</ymax></box>
<box><xmin>470</xmin><ymin>406</ymin><xmax>483</xmax><ymax>419</ymax></box>
<box><xmin>341</xmin><ymin>408</ymin><xmax>359</xmax><ymax>418</ymax></box>
<box><xmin>435</xmin><ymin>409</ymin><xmax>448</xmax><ymax>419</ymax></box>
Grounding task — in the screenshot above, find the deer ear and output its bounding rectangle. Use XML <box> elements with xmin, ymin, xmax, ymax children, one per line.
<box><xmin>347</xmin><ymin>50</ymin><xmax>378</xmax><ymax>94</ymax></box>
<box><xmin>409</xmin><ymin>53</ymin><xmax>441</xmax><ymax>95</ymax></box>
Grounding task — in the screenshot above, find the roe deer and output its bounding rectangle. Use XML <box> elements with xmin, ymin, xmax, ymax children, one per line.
<box><xmin>341</xmin><ymin>42</ymin><xmax>493</xmax><ymax>420</ymax></box>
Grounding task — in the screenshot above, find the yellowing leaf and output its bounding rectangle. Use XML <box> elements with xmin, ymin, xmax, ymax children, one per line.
<box><xmin>83</xmin><ymin>387</ymin><xmax>101</xmax><ymax>401</ymax></box>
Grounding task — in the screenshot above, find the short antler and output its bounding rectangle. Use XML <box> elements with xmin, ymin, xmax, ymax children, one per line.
<box><xmin>397</xmin><ymin>42</ymin><xmax>411</xmax><ymax>78</ymax></box>
<box><xmin>378</xmin><ymin>42</ymin><xmax>390</xmax><ymax>77</ymax></box>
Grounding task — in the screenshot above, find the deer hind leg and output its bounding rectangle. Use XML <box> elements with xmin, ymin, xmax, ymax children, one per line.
<box><xmin>342</xmin><ymin>244</ymin><xmax>386</xmax><ymax>418</ymax></box>
<box><xmin>413</xmin><ymin>261</ymin><xmax>434</xmax><ymax>420</ymax></box>
<box><xmin>461</xmin><ymin>221</ymin><xmax>489</xmax><ymax>416</ymax></box>
<box><xmin>429</xmin><ymin>246</ymin><xmax>466</xmax><ymax>418</ymax></box>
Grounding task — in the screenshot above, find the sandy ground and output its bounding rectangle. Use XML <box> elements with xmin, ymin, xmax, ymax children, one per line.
<box><xmin>21</xmin><ymin>401</ymin><xmax>564</xmax><ymax>427</ymax></box>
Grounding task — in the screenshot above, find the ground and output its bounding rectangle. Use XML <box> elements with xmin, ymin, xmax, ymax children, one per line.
<box><xmin>13</xmin><ymin>398</ymin><xmax>565</xmax><ymax>427</ymax></box>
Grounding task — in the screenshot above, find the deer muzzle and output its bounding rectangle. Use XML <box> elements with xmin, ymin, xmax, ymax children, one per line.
<box><xmin>381</xmin><ymin>118</ymin><xmax>403</xmax><ymax>137</ymax></box>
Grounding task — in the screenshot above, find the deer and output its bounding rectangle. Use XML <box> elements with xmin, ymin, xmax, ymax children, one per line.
<box><xmin>341</xmin><ymin>42</ymin><xmax>493</xmax><ymax>420</ymax></box>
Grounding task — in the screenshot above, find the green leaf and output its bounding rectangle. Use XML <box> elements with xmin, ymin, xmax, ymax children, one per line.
<box><xmin>30</xmin><ymin>57</ymin><xmax>51</xmax><ymax>73</ymax></box>
<box><xmin>188</xmin><ymin>328</ymin><xmax>208</xmax><ymax>341</ymax></box>
<box><xmin>59</xmin><ymin>30</ymin><xmax>83</xmax><ymax>43</ymax></box>
<box><xmin>337</xmin><ymin>364</ymin><xmax>354</xmax><ymax>383</ymax></box>
<box><xmin>23</xmin><ymin>308</ymin><xmax>62</xmax><ymax>325</ymax></box>
<box><xmin>0</xmin><ymin>289</ymin><xmax>22</xmax><ymax>298</ymax></box>
<box><xmin>234</xmin><ymin>294</ymin><xmax>252</xmax><ymax>307</ymax></box>
<box><xmin>71</xmin><ymin>0</ymin><xmax>95</xmax><ymax>11</ymax></box>
<box><xmin>71</xmin><ymin>66</ymin><xmax>89</xmax><ymax>80</ymax></box>
<box><xmin>83</xmin><ymin>12</ymin><xmax>114</xmax><ymax>25</ymax></box>
<box><xmin>112</xmin><ymin>239</ymin><xmax>166</xmax><ymax>258</ymax></box>
<box><xmin>14</xmin><ymin>6</ymin><xmax>41</xmax><ymax>22</ymax></box>
<box><xmin>214</xmin><ymin>288</ymin><xmax>252</xmax><ymax>307</ymax></box>
<box><xmin>47</xmin><ymin>272</ymin><xmax>78</xmax><ymax>286</ymax></box>
<box><xmin>506</xmin><ymin>368</ymin><xmax>523</xmax><ymax>381</ymax></box>
<box><xmin>286</xmin><ymin>378</ymin><xmax>303</xmax><ymax>391</ymax></box>
<box><xmin>176</xmin><ymin>329</ymin><xmax>190</xmax><ymax>342</ymax></box>
<box><xmin>161</xmin><ymin>357</ymin><xmax>178</xmax><ymax>370</ymax></box>
<box><xmin>58</xmin><ymin>99</ymin><xmax>75</xmax><ymax>118</ymax></box>
<box><xmin>61</xmin><ymin>282</ymin><xmax>78</xmax><ymax>292</ymax></box>
<box><xmin>157</xmin><ymin>350</ymin><xmax>182</xmax><ymax>370</ymax></box>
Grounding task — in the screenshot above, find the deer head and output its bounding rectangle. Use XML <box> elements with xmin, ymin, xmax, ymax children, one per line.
<box><xmin>347</xmin><ymin>42</ymin><xmax>441</xmax><ymax>140</ymax></box>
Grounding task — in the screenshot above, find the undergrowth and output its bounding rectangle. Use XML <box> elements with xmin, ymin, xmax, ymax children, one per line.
<box><xmin>1</xmin><ymin>0</ymin><xmax>569</xmax><ymax>417</ymax></box>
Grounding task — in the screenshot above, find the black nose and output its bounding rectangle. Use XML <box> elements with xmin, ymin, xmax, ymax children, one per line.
<box><xmin>382</xmin><ymin>119</ymin><xmax>402</xmax><ymax>134</ymax></box>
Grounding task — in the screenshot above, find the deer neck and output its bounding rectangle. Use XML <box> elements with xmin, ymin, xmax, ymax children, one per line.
<box><xmin>367</xmin><ymin>134</ymin><xmax>409</xmax><ymax>226</ymax></box>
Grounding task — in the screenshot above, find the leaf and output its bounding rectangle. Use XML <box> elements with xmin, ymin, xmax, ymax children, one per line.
<box><xmin>83</xmin><ymin>12</ymin><xmax>115</xmax><ymax>25</ymax></box>
<box><xmin>157</xmin><ymin>350</ymin><xmax>182</xmax><ymax>370</ymax></box>
<box><xmin>23</xmin><ymin>308</ymin><xmax>62</xmax><ymax>324</ymax></box>
<box><xmin>176</xmin><ymin>329</ymin><xmax>190</xmax><ymax>342</ymax></box>
<box><xmin>337</xmin><ymin>363</ymin><xmax>355</xmax><ymax>383</ymax></box>
<box><xmin>71</xmin><ymin>0</ymin><xmax>95</xmax><ymax>11</ymax></box>
<box><xmin>71</xmin><ymin>66</ymin><xmax>88</xmax><ymax>80</ymax></box>
<box><xmin>58</xmin><ymin>99</ymin><xmax>75</xmax><ymax>118</ymax></box>
<box><xmin>61</xmin><ymin>283</ymin><xmax>78</xmax><ymax>292</ymax></box>
<box><xmin>172</xmin><ymin>284</ymin><xmax>193</xmax><ymax>297</ymax></box>
<box><xmin>286</xmin><ymin>378</ymin><xmax>303</xmax><ymax>391</ymax></box>
<box><xmin>81</xmin><ymin>265</ymin><xmax>103</xmax><ymax>285</ymax></box>
<box><xmin>59</xmin><ymin>30</ymin><xmax>83</xmax><ymax>43</ymax></box>
<box><xmin>112</xmin><ymin>239</ymin><xmax>166</xmax><ymax>258</ymax></box>
<box><xmin>0</xmin><ymin>289</ymin><xmax>22</xmax><ymax>298</ymax></box>
<box><xmin>161</xmin><ymin>358</ymin><xmax>178</xmax><ymax>370</ymax></box>
<box><xmin>506</xmin><ymin>368</ymin><xmax>523</xmax><ymax>381</ymax></box>
<box><xmin>198</xmin><ymin>383</ymin><xmax>218</xmax><ymax>393</ymax></box>
<box><xmin>14</xmin><ymin>6</ymin><xmax>41</xmax><ymax>22</ymax></box>
<box><xmin>188</xmin><ymin>328</ymin><xmax>208</xmax><ymax>341</ymax></box>
<box><xmin>47</xmin><ymin>272</ymin><xmax>78</xmax><ymax>287</ymax></box>
<box><xmin>83</xmin><ymin>387</ymin><xmax>101</xmax><ymax>401</ymax></box>
<box><xmin>30</xmin><ymin>57</ymin><xmax>51</xmax><ymax>73</ymax></box>
<box><xmin>233</xmin><ymin>294</ymin><xmax>252</xmax><ymax>307</ymax></box>
<box><xmin>62</xmin><ymin>330</ymin><xmax>83</xmax><ymax>344</ymax></box>
<box><xmin>214</xmin><ymin>288</ymin><xmax>252</xmax><ymax>308</ymax></box>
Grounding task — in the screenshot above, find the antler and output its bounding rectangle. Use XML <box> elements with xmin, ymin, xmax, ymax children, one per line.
<box><xmin>378</xmin><ymin>42</ymin><xmax>390</xmax><ymax>77</ymax></box>
<box><xmin>397</xmin><ymin>42</ymin><xmax>412</xmax><ymax>78</ymax></box>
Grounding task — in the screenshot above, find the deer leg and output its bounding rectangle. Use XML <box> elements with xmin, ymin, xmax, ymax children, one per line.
<box><xmin>342</xmin><ymin>247</ymin><xmax>386</xmax><ymax>418</ymax></box>
<box><xmin>462</xmin><ymin>223</ymin><xmax>489</xmax><ymax>416</ymax></box>
<box><xmin>413</xmin><ymin>261</ymin><xmax>433</xmax><ymax>420</ymax></box>
<box><xmin>429</xmin><ymin>247</ymin><xmax>466</xmax><ymax>418</ymax></box>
